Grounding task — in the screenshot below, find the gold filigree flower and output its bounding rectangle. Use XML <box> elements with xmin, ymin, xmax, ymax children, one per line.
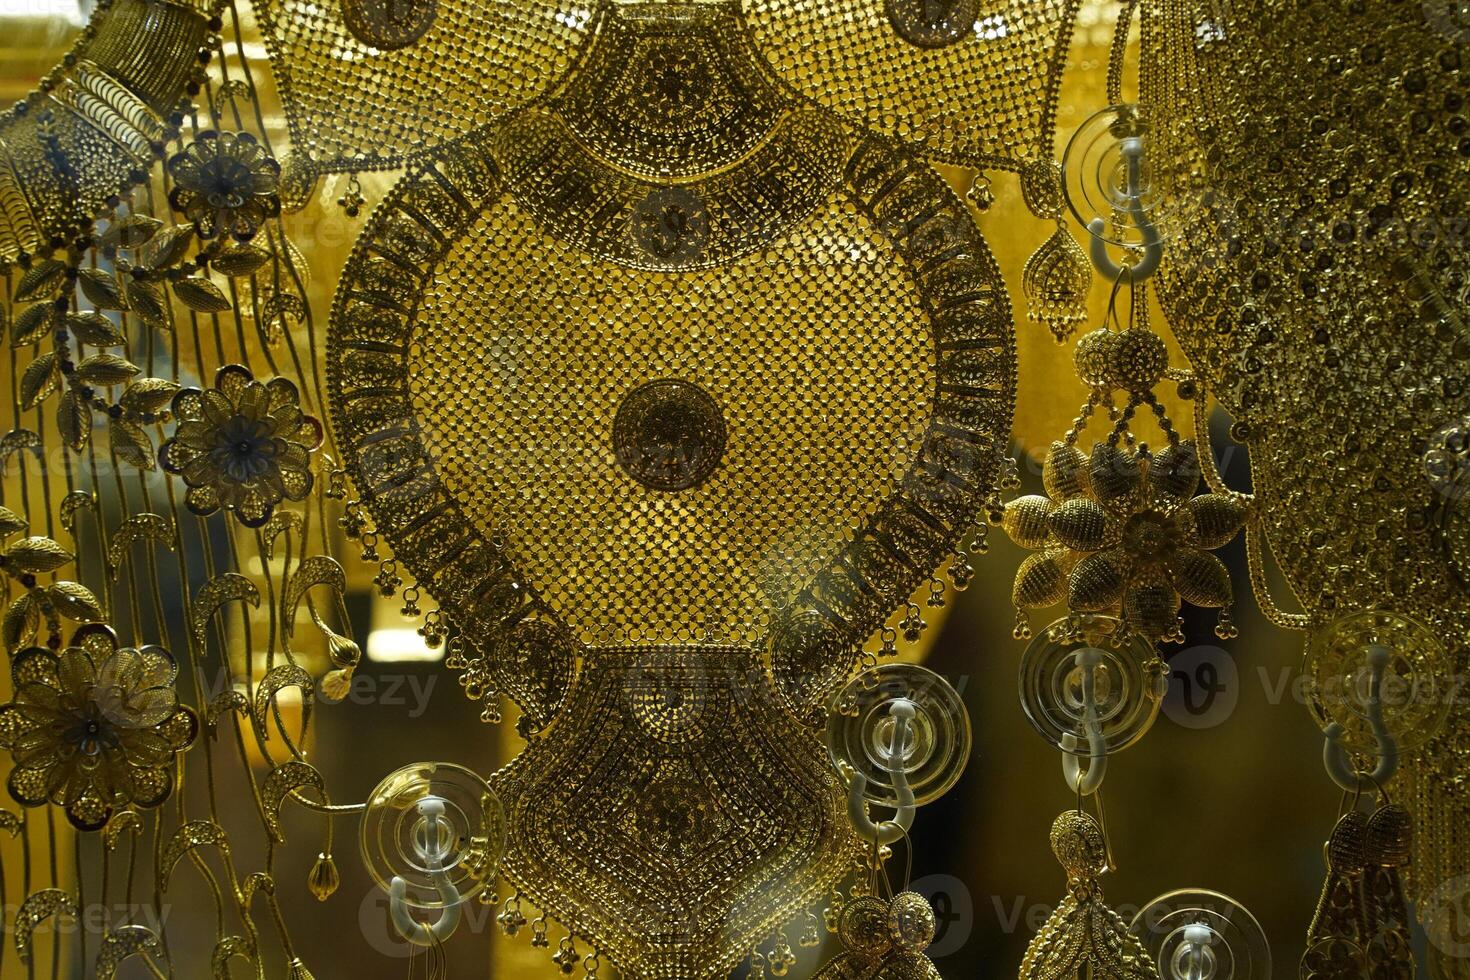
<box><xmin>159</xmin><ymin>364</ymin><xmax>322</xmax><ymax>527</ymax></box>
<box><xmin>1004</xmin><ymin>439</ymin><xmax>1246</xmax><ymax>641</ymax></box>
<box><xmin>166</xmin><ymin>131</ymin><xmax>281</xmax><ymax>241</ymax></box>
<box><xmin>0</xmin><ymin>625</ymin><xmax>197</xmax><ymax>831</ymax></box>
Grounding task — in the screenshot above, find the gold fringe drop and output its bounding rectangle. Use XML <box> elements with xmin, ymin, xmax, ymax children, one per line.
<box><xmin>1023</xmin><ymin>222</ymin><xmax>1092</xmax><ymax>343</ymax></box>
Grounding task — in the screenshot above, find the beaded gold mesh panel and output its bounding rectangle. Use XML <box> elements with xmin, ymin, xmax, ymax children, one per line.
<box><xmin>1140</xmin><ymin>0</ymin><xmax>1470</xmax><ymax>955</ymax></box>
<box><xmin>327</xmin><ymin>4</ymin><xmax>1015</xmax><ymax>971</ymax></box>
<box><xmin>330</xmin><ymin>120</ymin><xmax>1013</xmax><ymax>704</ymax></box>
<box><xmin>413</xmin><ymin>189</ymin><xmax>936</xmax><ymax>646</ymax></box>
<box><xmin>494</xmin><ymin>647</ymin><xmax>857</xmax><ymax>980</ymax></box>
<box><xmin>254</xmin><ymin>0</ymin><xmax>1078</xmax><ymax>175</ymax></box>
<box><xmin>252</xmin><ymin>0</ymin><xmax>588</xmax><ymax>172</ymax></box>
<box><xmin>745</xmin><ymin>0</ymin><xmax>1080</xmax><ymax>168</ymax></box>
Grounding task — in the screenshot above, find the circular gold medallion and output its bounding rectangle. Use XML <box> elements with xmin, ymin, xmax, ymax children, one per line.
<box><xmin>341</xmin><ymin>0</ymin><xmax>436</xmax><ymax>50</ymax></box>
<box><xmin>631</xmin><ymin>188</ymin><xmax>710</xmax><ymax>263</ymax></box>
<box><xmin>884</xmin><ymin>0</ymin><xmax>979</xmax><ymax>48</ymax></box>
<box><xmin>612</xmin><ymin>379</ymin><xmax>726</xmax><ymax>492</ymax></box>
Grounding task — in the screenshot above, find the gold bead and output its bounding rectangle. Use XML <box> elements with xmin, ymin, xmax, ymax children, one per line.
<box><xmin>1013</xmin><ymin>552</ymin><xmax>1067</xmax><ymax>608</ymax></box>
<box><xmin>1043</xmin><ymin>442</ymin><xmax>1090</xmax><ymax>501</ymax></box>
<box><xmin>1105</xmin><ymin>328</ymin><xmax>1168</xmax><ymax>392</ymax></box>
<box><xmin>1073</xmin><ymin>328</ymin><xmax>1117</xmax><ymax>388</ymax></box>
<box><xmin>1002</xmin><ymin>495</ymin><xmax>1055</xmax><ymax>549</ymax></box>
<box><xmin>1048</xmin><ymin>497</ymin><xmax>1110</xmax><ymax>552</ymax></box>
<box><xmin>308</xmin><ymin>853</ymin><xmax>339</xmax><ymax>902</ymax></box>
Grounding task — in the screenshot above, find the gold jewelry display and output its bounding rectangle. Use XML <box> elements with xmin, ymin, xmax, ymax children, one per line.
<box><xmin>0</xmin><ymin>0</ymin><xmax>1458</xmax><ymax>975</ymax></box>
<box><xmin>812</xmin><ymin>890</ymin><xmax>943</xmax><ymax>980</ymax></box>
<box><xmin>325</xmin><ymin>6</ymin><xmax>1015</xmax><ymax>959</ymax></box>
<box><xmin>812</xmin><ymin>662</ymin><xmax>968</xmax><ymax>980</ymax></box>
<box><xmin>0</xmin><ymin>0</ymin><xmax>211</xmax><ymax>262</ymax></box>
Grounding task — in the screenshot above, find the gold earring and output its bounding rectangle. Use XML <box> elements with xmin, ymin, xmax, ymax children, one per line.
<box><xmin>1360</xmin><ymin>802</ymin><xmax>1415</xmax><ymax>979</ymax></box>
<box><xmin>1302</xmin><ymin>809</ymin><xmax>1370</xmax><ymax>979</ymax></box>
<box><xmin>1020</xmin><ymin>809</ymin><xmax>1159</xmax><ymax>980</ymax></box>
<box><xmin>812</xmin><ymin>890</ymin><xmax>942</xmax><ymax>980</ymax></box>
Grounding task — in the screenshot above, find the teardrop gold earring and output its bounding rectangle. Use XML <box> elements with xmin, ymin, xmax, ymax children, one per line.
<box><xmin>1360</xmin><ymin>801</ymin><xmax>1414</xmax><ymax>980</ymax></box>
<box><xmin>1302</xmin><ymin>808</ymin><xmax>1371</xmax><ymax>979</ymax></box>
<box><xmin>1020</xmin><ymin>808</ymin><xmax>1159</xmax><ymax>980</ymax></box>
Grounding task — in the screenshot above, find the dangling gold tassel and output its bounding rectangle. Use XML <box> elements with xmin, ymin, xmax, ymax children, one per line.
<box><xmin>1023</xmin><ymin>221</ymin><xmax>1092</xmax><ymax>343</ymax></box>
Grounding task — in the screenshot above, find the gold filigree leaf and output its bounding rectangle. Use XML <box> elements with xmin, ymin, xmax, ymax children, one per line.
<box><xmin>14</xmin><ymin>889</ymin><xmax>77</xmax><ymax>963</ymax></box>
<box><xmin>261</xmin><ymin>511</ymin><xmax>303</xmax><ymax>559</ymax></box>
<box><xmin>109</xmin><ymin>417</ymin><xmax>155</xmax><ymax>470</ymax></box>
<box><xmin>19</xmin><ymin>352</ymin><xmax>58</xmax><ymax>409</ymax></box>
<box><xmin>75</xmin><ymin>353</ymin><xmax>141</xmax><ymax>386</ymax></box>
<box><xmin>107</xmin><ymin>514</ymin><xmax>175</xmax><ymax>578</ymax></box>
<box><xmin>252</xmin><ymin>664</ymin><xmax>315</xmax><ymax>750</ymax></box>
<box><xmin>139</xmin><ymin>224</ymin><xmax>195</xmax><ymax>270</ymax></box>
<box><xmin>47</xmin><ymin>582</ymin><xmax>102</xmax><ymax>622</ymax></box>
<box><xmin>4</xmin><ymin>536</ymin><xmax>73</xmax><ymax>573</ymax></box>
<box><xmin>125</xmin><ymin>280</ymin><xmax>168</xmax><ymax>326</ymax></box>
<box><xmin>11</xmin><ymin>303</ymin><xmax>58</xmax><ymax>347</ymax></box>
<box><xmin>119</xmin><ymin>378</ymin><xmax>180</xmax><ymax>414</ymax></box>
<box><xmin>212</xmin><ymin>243</ymin><xmax>270</xmax><ymax>278</ymax></box>
<box><xmin>59</xmin><ymin>492</ymin><xmax>94</xmax><ymax>536</ymax></box>
<box><xmin>157</xmin><ymin>820</ymin><xmax>231</xmax><ymax>896</ymax></box>
<box><xmin>0</xmin><ymin>810</ymin><xmax>21</xmax><ymax>837</ymax></box>
<box><xmin>191</xmin><ymin>573</ymin><xmax>260</xmax><ymax>654</ymax></box>
<box><xmin>206</xmin><ymin>690</ymin><xmax>249</xmax><ymax>731</ymax></box>
<box><xmin>77</xmin><ymin>268</ymin><xmax>128</xmax><ymax>311</ymax></box>
<box><xmin>260</xmin><ymin>761</ymin><xmax>325</xmax><ymax>843</ymax></box>
<box><xmin>241</xmin><ymin>872</ymin><xmax>275</xmax><ymax>906</ymax></box>
<box><xmin>0</xmin><ymin>504</ymin><xmax>28</xmax><ymax>537</ymax></box>
<box><xmin>173</xmin><ymin>276</ymin><xmax>233</xmax><ymax>314</ymax></box>
<box><xmin>283</xmin><ymin>556</ymin><xmax>345</xmax><ymax>638</ymax></box>
<box><xmin>14</xmin><ymin>259</ymin><xmax>67</xmax><ymax>302</ymax></box>
<box><xmin>212</xmin><ymin>936</ymin><xmax>256</xmax><ymax>980</ymax></box>
<box><xmin>66</xmin><ymin>311</ymin><xmax>126</xmax><ymax>347</ymax></box>
<box><xmin>2</xmin><ymin>594</ymin><xmax>37</xmax><ymax>651</ymax></box>
<box><xmin>99</xmin><ymin>214</ymin><xmax>163</xmax><ymax>249</ymax></box>
<box><xmin>95</xmin><ymin>924</ymin><xmax>161</xmax><ymax>980</ymax></box>
<box><xmin>260</xmin><ymin>292</ymin><xmax>306</xmax><ymax>343</ymax></box>
<box><xmin>57</xmin><ymin>388</ymin><xmax>91</xmax><ymax>450</ymax></box>
<box><xmin>0</xmin><ymin>430</ymin><xmax>41</xmax><ymax>475</ymax></box>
